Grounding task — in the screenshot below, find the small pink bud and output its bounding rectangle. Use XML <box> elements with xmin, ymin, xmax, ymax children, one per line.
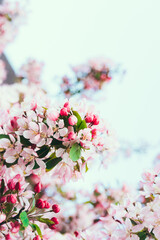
<box><xmin>68</xmin><ymin>131</ymin><xmax>76</xmax><ymax>140</ymax></box>
<box><xmin>85</xmin><ymin>114</ymin><xmax>93</xmax><ymax>123</ymax></box>
<box><xmin>34</xmin><ymin>182</ymin><xmax>42</xmax><ymax>193</ymax></box>
<box><xmin>74</xmin><ymin>231</ymin><xmax>79</xmax><ymax>237</ymax></box>
<box><xmin>15</xmin><ymin>182</ymin><xmax>21</xmax><ymax>191</ymax></box>
<box><xmin>52</xmin><ymin>204</ymin><xmax>60</xmax><ymax>213</ymax></box>
<box><xmin>92</xmin><ymin>114</ymin><xmax>99</xmax><ymax>125</ymax></box>
<box><xmin>68</xmin><ymin>115</ymin><xmax>77</xmax><ymax>125</ymax></box>
<box><xmin>36</xmin><ymin>199</ymin><xmax>45</xmax><ymax>209</ymax></box>
<box><xmin>33</xmin><ymin>236</ymin><xmax>41</xmax><ymax>240</ymax></box>
<box><xmin>7</xmin><ymin>194</ymin><xmax>17</xmax><ymax>204</ymax></box>
<box><xmin>0</xmin><ymin>196</ymin><xmax>6</xmax><ymax>203</ymax></box>
<box><xmin>64</xmin><ymin>101</ymin><xmax>70</xmax><ymax>112</ymax></box>
<box><xmin>60</xmin><ymin>107</ymin><xmax>68</xmax><ymax>116</ymax></box>
<box><xmin>51</xmin><ymin>217</ymin><xmax>59</xmax><ymax>225</ymax></box>
<box><xmin>7</xmin><ymin>180</ymin><xmax>15</xmax><ymax>191</ymax></box>
<box><xmin>49</xmin><ymin>224</ymin><xmax>56</xmax><ymax>230</ymax></box>
<box><xmin>43</xmin><ymin>200</ymin><xmax>50</xmax><ymax>209</ymax></box>
<box><xmin>5</xmin><ymin>234</ymin><xmax>12</xmax><ymax>240</ymax></box>
<box><xmin>91</xmin><ymin>128</ymin><xmax>97</xmax><ymax>139</ymax></box>
<box><xmin>100</xmin><ymin>73</ymin><xmax>107</xmax><ymax>80</ymax></box>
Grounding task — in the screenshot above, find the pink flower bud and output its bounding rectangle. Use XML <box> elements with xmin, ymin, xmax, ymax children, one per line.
<box><xmin>34</xmin><ymin>182</ymin><xmax>42</xmax><ymax>193</ymax></box>
<box><xmin>0</xmin><ymin>196</ymin><xmax>6</xmax><ymax>203</ymax></box>
<box><xmin>33</xmin><ymin>236</ymin><xmax>41</xmax><ymax>240</ymax></box>
<box><xmin>7</xmin><ymin>194</ymin><xmax>17</xmax><ymax>204</ymax></box>
<box><xmin>100</xmin><ymin>73</ymin><xmax>107</xmax><ymax>80</ymax></box>
<box><xmin>10</xmin><ymin>221</ymin><xmax>20</xmax><ymax>233</ymax></box>
<box><xmin>36</xmin><ymin>199</ymin><xmax>45</xmax><ymax>209</ymax></box>
<box><xmin>68</xmin><ymin>131</ymin><xmax>76</xmax><ymax>140</ymax></box>
<box><xmin>5</xmin><ymin>234</ymin><xmax>12</xmax><ymax>240</ymax></box>
<box><xmin>43</xmin><ymin>200</ymin><xmax>50</xmax><ymax>209</ymax></box>
<box><xmin>60</xmin><ymin>107</ymin><xmax>68</xmax><ymax>116</ymax></box>
<box><xmin>92</xmin><ymin>114</ymin><xmax>99</xmax><ymax>125</ymax></box>
<box><xmin>51</xmin><ymin>217</ymin><xmax>59</xmax><ymax>225</ymax></box>
<box><xmin>64</xmin><ymin>101</ymin><xmax>70</xmax><ymax>112</ymax></box>
<box><xmin>85</xmin><ymin>114</ymin><xmax>93</xmax><ymax>123</ymax></box>
<box><xmin>52</xmin><ymin>204</ymin><xmax>60</xmax><ymax>213</ymax></box>
<box><xmin>49</xmin><ymin>224</ymin><xmax>56</xmax><ymax>230</ymax></box>
<box><xmin>91</xmin><ymin>128</ymin><xmax>97</xmax><ymax>139</ymax></box>
<box><xmin>15</xmin><ymin>182</ymin><xmax>21</xmax><ymax>191</ymax></box>
<box><xmin>7</xmin><ymin>180</ymin><xmax>15</xmax><ymax>191</ymax></box>
<box><xmin>68</xmin><ymin>115</ymin><xmax>77</xmax><ymax>125</ymax></box>
<box><xmin>74</xmin><ymin>231</ymin><xmax>79</xmax><ymax>237</ymax></box>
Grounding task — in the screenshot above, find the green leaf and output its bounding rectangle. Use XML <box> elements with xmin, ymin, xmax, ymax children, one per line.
<box><xmin>20</xmin><ymin>211</ymin><xmax>29</xmax><ymax>227</ymax></box>
<box><xmin>30</xmin><ymin>223</ymin><xmax>42</xmax><ymax>238</ymax></box>
<box><xmin>0</xmin><ymin>134</ymin><xmax>10</xmax><ymax>140</ymax></box>
<box><xmin>20</xmin><ymin>136</ymin><xmax>32</xmax><ymax>147</ymax></box>
<box><xmin>85</xmin><ymin>163</ymin><xmax>89</xmax><ymax>172</ymax></box>
<box><xmin>37</xmin><ymin>145</ymin><xmax>50</xmax><ymax>158</ymax></box>
<box><xmin>69</xmin><ymin>143</ymin><xmax>81</xmax><ymax>162</ymax></box>
<box><xmin>137</xmin><ymin>231</ymin><xmax>147</xmax><ymax>240</ymax></box>
<box><xmin>46</xmin><ymin>157</ymin><xmax>62</xmax><ymax>171</ymax></box>
<box><xmin>78</xmin><ymin>119</ymin><xmax>87</xmax><ymax>130</ymax></box>
<box><xmin>51</xmin><ymin>138</ymin><xmax>64</xmax><ymax>148</ymax></box>
<box><xmin>72</xmin><ymin>110</ymin><xmax>82</xmax><ymax>128</ymax></box>
<box><xmin>37</xmin><ymin>217</ymin><xmax>55</xmax><ymax>225</ymax></box>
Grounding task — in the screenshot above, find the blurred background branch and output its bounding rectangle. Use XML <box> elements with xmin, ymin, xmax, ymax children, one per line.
<box><xmin>0</xmin><ymin>0</ymin><xmax>16</xmax><ymax>84</ymax></box>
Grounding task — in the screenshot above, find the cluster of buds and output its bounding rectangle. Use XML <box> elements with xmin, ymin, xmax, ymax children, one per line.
<box><xmin>0</xmin><ymin>173</ymin><xmax>60</xmax><ymax>239</ymax></box>
<box><xmin>18</xmin><ymin>58</ymin><xmax>44</xmax><ymax>85</ymax></box>
<box><xmin>0</xmin><ymin>98</ymin><xmax>115</xmax><ymax>182</ymax></box>
<box><xmin>61</xmin><ymin>57</ymin><xmax>120</xmax><ymax>97</ymax></box>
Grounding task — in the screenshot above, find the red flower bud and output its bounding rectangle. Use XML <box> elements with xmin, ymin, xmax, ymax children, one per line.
<box><xmin>36</xmin><ymin>198</ymin><xmax>45</xmax><ymax>209</ymax></box>
<box><xmin>7</xmin><ymin>194</ymin><xmax>17</xmax><ymax>204</ymax></box>
<box><xmin>43</xmin><ymin>200</ymin><xmax>50</xmax><ymax>209</ymax></box>
<box><xmin>5</xmin><ymin>234</ymin><xmax>12</xmax><ymax>240</ymax></box>
<box><xmin>64</xmin><ymin>101</ymin><xmax>70</xmax><ymax>112</ymax></box>
<box><xmin>7</xmin><ymin>180</ymin><xmax>15</xmax><ymax>191</ymax></box>
<box><xmin>15</xmin><ymin>182</ymin><xmax>21</xmax><ymax>191</ymax></box>
<box><xmin>60</xmin><ymin>107</ymin><xmax>68</xmax><ymax>116</ymax></box>
<box><xmin>52</xmin><ymin>204</ymin><xmax>60</xmax><ymax>213</ymax></box>
<box><xmin>49</xmin><ymin>224</ymin><xmax>56</xmax><ymax>230</ymax></box>
<box><xmin>33</xmin><ymin>236</ymin><xmax>41</xmax><ymax>240</ymax></box>
<box><xmin>68</xmin><ymin>131</ymin><xmax>76</xmax><ymax>140</ymax></box>
<box><xmin>92</xmin><ymin>114</ymin><xmax>99</xmax><ymax>125</ymax></box>
<box><xmin>51</xmin><ymin>217</ymin><xmax>59</xmax><ymax>225</ymax></box>
<box><xmin>34</xmin><ymin>182</ymin><xmax>42</xmax><ymax>193</ymax></box>
<box><xmin>74</xmin><ymin>231</ymin><xmax>79</xmax><ymax>237</ymax></box>
<box><xmin>0</xmin><ymin>196</ymin><xmax>6</xmax><ymax>203</ymax></box>
<box><xmin>85</xmin><ymin>114</ymin><xmax>93</xmax><ymax>123</ymax></box>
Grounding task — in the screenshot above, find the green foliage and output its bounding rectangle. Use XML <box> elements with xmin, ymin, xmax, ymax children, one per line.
<box><xmin>0</xmin><ymin>134</ymin><xmax>10</xmax><ymax>140</ymax></box>
<box><xmin>20</xmin><ymin>136</ymin><xmax>32</xmax><ymax>147</ymax></box>
<box><xmin>37</xmin><ymin>145</ymin><xmax>50</xmax><ymax>158</ymax></box>
<box><xmin>69</xmin><ymin>143</ymin><xmax>81</xmax><ymax>162</ymax></box>
<box><xmin>20</xmin><ymin>211</ymin><xmax>29</xmax><ymax>227</ymax></box>
<box><xmin>46</xmin><ymin>153</ymin><xmax>62</xmax><ymax>171</ymax></box>
<box><xmin>37</xmin><ymin>217</ymin><xmax>55</xmax><ymax>225</ymax></box>
<box><xmin>30</xmin><ymin>223</ymin><xmax>42</xmax><ymax>238</ymax></box>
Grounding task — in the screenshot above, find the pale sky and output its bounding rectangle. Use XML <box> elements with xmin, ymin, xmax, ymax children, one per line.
<box><xmin>6</xmin><ymin>0</ymin><xmax>160</xmax><ymax>188</ymax></box>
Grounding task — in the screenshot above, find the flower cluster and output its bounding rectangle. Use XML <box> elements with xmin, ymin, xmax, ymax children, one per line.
<box><xmin>19</xmin><ymin>59</ymin><xmax>44</xmax><ymax>85</ymax></box>
<box><xmin>0</xmin><ymin>98</ymin><xmax>114</xmax><ymax>182</ymax></box>
<box><xmin>61</xmin><ymin>57</ymin><xmax>119</xmax><ymax>97</ymax></box>
<box><xmin>0</xmin><ymin>1</ymin><xmax>26</xmax><ymax>53</ymax></box>
<box><xmin>0</xmin><ymin>166</ymin><xmax>60</xmax><ymax>239</ymax></box>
